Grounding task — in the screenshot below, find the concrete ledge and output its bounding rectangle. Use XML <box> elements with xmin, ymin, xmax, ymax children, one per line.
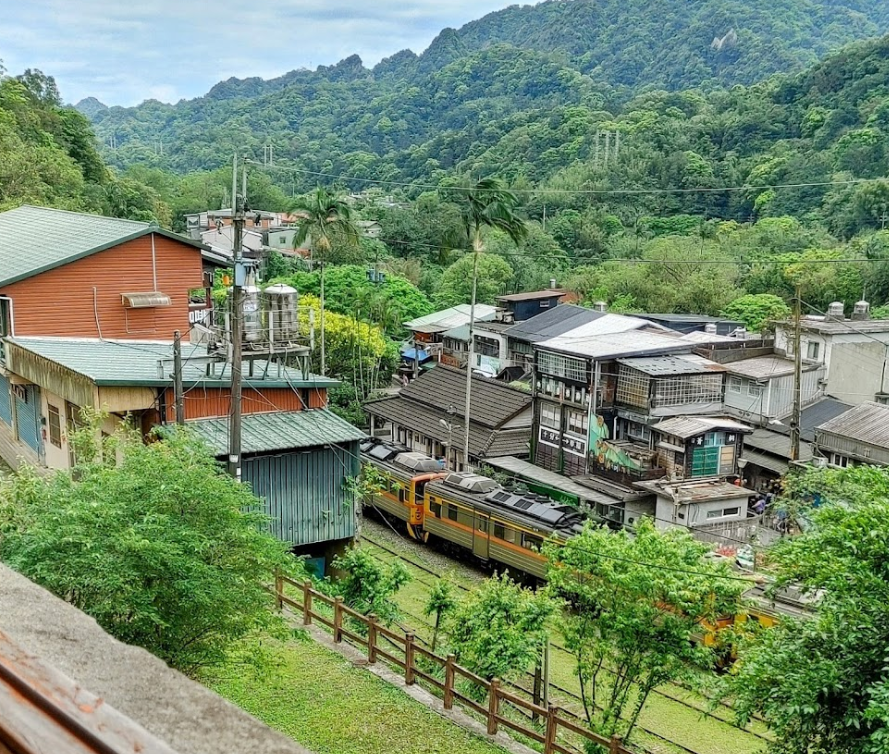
<box><xmin>0</xmin><ymin>563</ymin><xmax>313</xmax><ymax>754</ymax></box>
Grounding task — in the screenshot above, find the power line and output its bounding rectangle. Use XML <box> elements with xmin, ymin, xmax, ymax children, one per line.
<box><xmin>246</xmin><ymin>158</ymin><xmax>878</xmax><ymax>197</ymax></box>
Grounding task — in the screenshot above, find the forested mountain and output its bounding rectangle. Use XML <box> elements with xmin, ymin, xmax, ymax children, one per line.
<box><xmin>82</xmin><ymin>0</ymin><xmax>889</xmax><ymax>183</ymax></box>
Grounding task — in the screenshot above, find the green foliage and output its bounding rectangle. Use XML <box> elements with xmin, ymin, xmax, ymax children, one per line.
<box><xmin>0</xmin><ymin>422</ymin><xmax>292</xmax><ymax>675</ymax></box>
<box><xmin>332</xmin><ymin>547</ymin><xmax>410</xmax><ymax>625</ymax></box>
<box><xmin>423</xmin><ymin>576</ymin><xmax>459</xmax><ymax>652</ymax></box>
<box><xmin>448</xmin><ymin>573</ymin><xmax>553</xmax><ymax>685</ymax></box>
<box><xmin>722</xmin><ymin>293</ymin><xmax>792</xmax><ymax>331</ymax></box>
<box><xmin>546</xmin><ymin>520</ymin><xmax>746</xmax><ymax>741</ymax></box>
<box><xmin>722</xmin><ymin>466</ymin><xmax>889</xmax><ymax>753</ymax></box>
<box><xmin>434</xmin><ymin>253</ymin><xmax>515</xmax><ymax>307</ymax></box>
<box><xmin>290</xmin><ymin>187</ymin><xmax>360</xmax><ymax>260</ymax></box>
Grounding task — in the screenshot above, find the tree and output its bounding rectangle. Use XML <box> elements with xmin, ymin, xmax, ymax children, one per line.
<box><xmin>0</xmin><ymin>421</ymin><xmax>291</xmax><ymax>675</ymax></box>
<box><xmin>434</xmin><ymin>253</ymin><xmax>515</xmax><ymax>307</ymax></box>
<box><xmin>290</xmin><ymin>187</ymin><xmax>361</xmax><ymax>376</ymax></box>
<box><xmin>722</xmin><ymin>466</ymin><xmax>889</xmax><ymax>754</ymax></box>
<box><xmin>722</xmin><ymin>293</ymin><xmax>791</xmax><ymax>332</ymax></box>
<box><xmin>332</xmin><ymin>547</ymin><xmax>410</xmax><ymax>626</ymax></box>
<box><xmin>546</xmin><ymin>520</ymin><xmax>746</xmax><ymax>742</ymax></box>
<box><xmin>424</xmin><ymin>577</ymin><xmax>459</xmax><ymax>652</ymax></box>
<box><xmin>449</xmin><ymin>573</ymin><xmax>552</xmax><ymax>687</ymax></box>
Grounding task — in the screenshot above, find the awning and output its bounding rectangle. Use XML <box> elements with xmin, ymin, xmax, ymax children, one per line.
<box><xmin>121</xmin><ymin>292</ymin><xmax>172</xmax><ymax>308</ymax></box>
<box><xmin>740</xmin><ymin>449</ymin><xmax>789</xmax><ymax>476</ymax></box>
<box><xmin>401</xmin><ymin>347</ymin><xmax>429</xmax><ymax>362</ymax></box>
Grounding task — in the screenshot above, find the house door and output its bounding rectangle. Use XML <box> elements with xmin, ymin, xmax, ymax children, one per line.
<box><xmin>473</xmin><ymin>512</ymin><xmax>491</xmax><ymax>560</ymax></box>
<box><xmin>14</xmin><ymin>385</ymin><xmax>40</xmax><ymax>453</ymax></box>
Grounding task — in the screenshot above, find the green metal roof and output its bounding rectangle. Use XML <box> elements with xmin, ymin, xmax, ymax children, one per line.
<box><xmin>188</xmin><ymin>409</ymin><xmax>365</xmax><ymax>455</ymax></box>
<box><xmin>0</xmin><ymin>205</ymin><xmax>206</xmax><ymax>288</ymax></box>
<box><xmin>7</xmin><ymin>336</ymin><xmax>337</xmax><ymax>389</ymax></box>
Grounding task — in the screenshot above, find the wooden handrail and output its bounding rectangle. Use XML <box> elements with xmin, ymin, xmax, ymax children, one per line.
<box><xmin>275</xmin><ymin>579</ymin><xmax>634</xmax><ymax>754</ymax></box>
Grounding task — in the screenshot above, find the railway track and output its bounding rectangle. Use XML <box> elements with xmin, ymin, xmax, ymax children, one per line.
<box><xmin>359</xmin><ymin>530</ymin><xmax>772</xmax><ymax>750</ymax></box>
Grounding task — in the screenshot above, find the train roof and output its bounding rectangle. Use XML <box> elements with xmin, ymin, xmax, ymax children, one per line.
<box><xmin>361</xmin><ymin>438</ymin><xmax>445</xmax><ymax>476</ymax></box>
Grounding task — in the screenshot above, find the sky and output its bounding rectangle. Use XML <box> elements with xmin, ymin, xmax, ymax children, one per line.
<box><xmin>0</xmin><ymin>0</ymin><xmax>520</xmax><ymax>107</ymax></box>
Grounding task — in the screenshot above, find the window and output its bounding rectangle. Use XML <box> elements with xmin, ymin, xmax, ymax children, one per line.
<box><xmin>521</xmin><ymin>533</ymin><xmax>543</xmax><ymax>551</ymax></box>
<box><xmin>446</xmin><ymin>504</ymin><xmax>459</xmax><ymax>521</ymax></box>
<box><xmin>398</xmin><ymin>487</ymin><xmax>408</xmax><ymax>504</ymax></box>
<box><xmin>807</xmin><ymin>341</ymin><xmax>821</xmax><ymax>360</ymax></box>
<box><xmin>652</xmin><ymin>373</ymin><xmax>724</xmax><ymax>407</ymax></box>
<box><xmin>830</xmin><ymin>453</ymin><xmax>850</xmax><ymax>468</ymax></box>
<box><xmin>430</xmin><ymin>499</ymin><xmax>442</xmax><ymax>517</ymax></box>
<box><xmin>616</xmin><ymin>365</ymin><xmax>650</xmax><ymax>408</ymax></box>
<box><xmin>706</xmin><ymin>507</ymin><xmax>741</xmax><ymax>519</ymax></box>
<box><xmin>728</xmin><ymin>376</ymin><xmax>742</xmax><ymax>394</ymax></box>
<box><xmin>537</xmin><ymin>351</ymin><xmax>587</xmax><ymax>383</ymax></box>
<box><xmin>747</xmin><ymin>382</ymin><xmax>763</xmax><ymax>398</ymax></box>
<box><xmin>477</xmin><ymin>518</ymin><xmax>488</xmax><ymax>533</ymax></box>
<box><xmin>493</xmin><ymin>523</ymin><xmax>505</xmax><ymax>540</ymax></box>
<box><xmin>47</xmin><ymin>405</ymin><xmax>62</xmax><ymax>448</ymax></box>
<box><xmin>566</xmin><ymin>409</ymin><xmax>588</xmax><ymax>435</ymax></box>
<box><xmin>540</xmin><ymin>403</ymin><xmax>560</xmax><ymax>429</ymax></box>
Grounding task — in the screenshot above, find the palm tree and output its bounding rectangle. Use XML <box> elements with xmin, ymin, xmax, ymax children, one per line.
<box><xmin>291</xmin><ymin>187</ymin><xmax>360</xmax><ymax>376</ymax></box>
<box><xmin>450</xmin><ymin>177</ymin><xmax>527</xmax><ymax>470</ymax></box>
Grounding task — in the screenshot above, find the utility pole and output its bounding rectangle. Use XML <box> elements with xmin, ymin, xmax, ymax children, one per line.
<box><xmin>462</xmin><ymin>247</ymin><xmax>480</xmax><ymax>472</ymax></box>
<box><xmin>320</xmin><ymin>258</ymin><xmax>326</xmax><ymax>376</ymax></box>
<box><xmin>173</xmin><ymin>330</ymin><xmax>185</xmax><ymax>425</ymax></box>
<box><xmin>228</xmin><ymin>154</ymin><xmax>246</xmax><ymax>480</ymax></box>
<box><xmin>790</xmin><ymin>285</ymin><xmax>802</xmax><ymax>462</ymax></box>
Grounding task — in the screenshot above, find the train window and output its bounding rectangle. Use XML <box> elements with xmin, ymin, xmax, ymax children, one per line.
<box><xmin>446</xmin><ymin>504</ymin><xmax>459</xmax><ymax>521</ymax></box>
<box><xmin>522</xmin><ymin>533</ymin><xmax>543</xmax><ymax>551</ymax></box>
<box><xmin>493</xmin><ymin>523</ymin><xmax>505</xmax><ymax>540</ymax></box>
<box><xmin>430</xmin><ymin>500</ymin><xmax>441</xmax><ymax>518</ymax></box>
<box><xmin>399</xmin><ymin>488</ymin><xmax>408</xmax><ymax>504</ymax></box>
<box><xmin>477</xmin><ymin>518</ymin><xmax>488</xmax><ymax>533</ymax></box>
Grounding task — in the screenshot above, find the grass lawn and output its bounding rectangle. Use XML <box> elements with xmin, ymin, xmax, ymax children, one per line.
<box><xmin>205</xmin><ymin>632</ymin><xmax>510</xmax><ymax>754</ymax></box>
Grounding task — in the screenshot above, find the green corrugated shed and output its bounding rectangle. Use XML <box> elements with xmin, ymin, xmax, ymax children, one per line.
<box><xmin>189</xmin><ymin>409</ymin><xmax>365</xmax><ymax>547</ymax></box>
<box><xmin>0</xmin><ymin>205</ymin><xmax>206</xmax><ymax>287</ymax></box>
<box><xmin>187</xmin><ymin>409</ymin><xmax>364</xmax><ymax>454</ymax></box>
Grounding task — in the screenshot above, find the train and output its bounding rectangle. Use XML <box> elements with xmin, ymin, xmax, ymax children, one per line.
<box><xmin>359</xmin><ymin>437</ymin><xmax>811</xmax><ymax>633</ymax></box>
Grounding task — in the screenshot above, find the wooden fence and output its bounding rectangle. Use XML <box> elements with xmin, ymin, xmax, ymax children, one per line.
<box><xmin>275</xmin><ymin>574</ymin><xmax>630</xmax><ymax>754</ymax></box>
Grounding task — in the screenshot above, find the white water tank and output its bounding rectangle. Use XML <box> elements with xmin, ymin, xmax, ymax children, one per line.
<box><xmin>827</xmin><ymin>301</ymin><xmax>845</xmax><ymax>321</ymax></box>
<box><xmin>852</xmin><ymin>300</ymin><xmax>870</xmax><ymax>321</ymax></box>
<box><xmin>264</xmin><ymin>283</ymin><xmax>299</xmax><ymax>343</ymax></box>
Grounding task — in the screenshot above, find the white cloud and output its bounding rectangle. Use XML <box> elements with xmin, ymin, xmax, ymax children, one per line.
<box><xmin>0</xmin><ymin>0</ymin><xmax>520</xmax><ymax>106</ymax></box>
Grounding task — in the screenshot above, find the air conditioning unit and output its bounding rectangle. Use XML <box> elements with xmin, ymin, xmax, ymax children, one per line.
<box><xmin>812</xmin><ymin>457</ymin><xmax>828</xmax><ymax>469</ymax></box>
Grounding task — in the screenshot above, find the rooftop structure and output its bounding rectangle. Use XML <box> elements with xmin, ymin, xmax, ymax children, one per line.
<box><xmin>404</xmin><ymin>304</ymin><xmax>498</xmax><ymax>335</ymax></box>
<box><xmin>651</xmin><ymin>416</ymin><xmax>752</xmax><ymax>440</ymax></box>
<box><xmin>502</xmin><ymin>304</ymin><xmax>606</xmax><ymax>344</ymax></box>
<box><xmin>723</xmin><ymin>355</ymin><xmax>819</xmax><ymax>380</ymax></box>
<box><xmin>496</xmin><ymin>289</ymin><xmax>568</xmax><ymax>303</ymax></box>
<box><xmin>616</xmin><ymin>354</ymin><xmax>725</xmax><ymax>377</ymax></box>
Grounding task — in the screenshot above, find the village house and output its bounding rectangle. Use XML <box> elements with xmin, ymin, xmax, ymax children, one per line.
<box><xmin>813</xmin><ymin>401</ymin><xmax>889</xmax><ymax>468</ymax></box>
<box><xmin>773</xmin><ymin>301</ymin><xmax>889</xmax><ymax>406</ymax></box>
<box><xmin>364</xmin><ymin>364</ymin><xmax>532</xmax><ymax>470</ymax></box>
<box><xmin>634</xmin><ymin>313</ymin><xmax>744</xmax><ymax>336</ymax></box>
<box><xmin>0</xmin><ymin>206</ymin><xmax>362</xmax><ymax>570</ymax></box>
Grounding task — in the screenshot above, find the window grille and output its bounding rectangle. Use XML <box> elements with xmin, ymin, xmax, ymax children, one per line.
<box><xmin>616</xmin><ymin>365</ymin><xmax>650</xmax><ymax>408</ymax></box>
<box><xmin>652</xmin><ymin>374</ymin><xmax>723</xmax><ymax>407</ymax></box>
<box><xmin>538</xmin><ymin>351</ymin><xmax>587</xmax><ymax>383</ymax></box>
<box><xmin>728</xmin><ymin>376</ymin><xmax>742</xmax><ymax>394</ymax></box>
<box><xmin>540</xmin><ymin>403</ymin><xmax>560</xmax><ymax>428</ymax></box>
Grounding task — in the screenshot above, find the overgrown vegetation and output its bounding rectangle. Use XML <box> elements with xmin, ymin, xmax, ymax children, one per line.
<box><xmin>0</xmin><ymin>418</ymin><xmax>293</xmax><ymax>674</ymax></box>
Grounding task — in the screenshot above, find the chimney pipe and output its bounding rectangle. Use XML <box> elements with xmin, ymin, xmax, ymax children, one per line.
<box><xmin>549</xmin><ymin>278</ymin><xmax>557</xmax><ymax>289</ymax></box>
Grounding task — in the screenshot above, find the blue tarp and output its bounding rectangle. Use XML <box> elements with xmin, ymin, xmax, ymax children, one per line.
<box><xmin>401</xmin><ymin>347</ymin><xmax>429</xmax><ymax>362</ymax></box>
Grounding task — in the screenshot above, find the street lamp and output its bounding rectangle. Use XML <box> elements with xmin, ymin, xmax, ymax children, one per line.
<box><xmin>439</xmin><ymin>418</ymin><xmax>453</xmax><ymax>470</ymax></box>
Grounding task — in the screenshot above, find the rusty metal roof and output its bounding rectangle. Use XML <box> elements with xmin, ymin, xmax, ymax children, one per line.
<box><xmin>723</xmin><ymin>355</ymin><xmax>819</xmax><ymax>380</ymax></box>
<box><xmin>816</xmin><ymin>401</ymin><xmax>889</xmax><ymax>448</ymax></box>
<box><xmin>652</xmin><ymin>416</ymin><xmax>753</xmax><ymax>439</ymax></box>
<box><xmin>617</xmin><ymin>354</ymin><xmax>725</xmax><ymax>376</ymax></box>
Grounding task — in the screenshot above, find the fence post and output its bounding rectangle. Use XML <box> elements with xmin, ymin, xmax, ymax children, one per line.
<box><xmin>404</xmin><ymin>632</ymin><xmax>416</xmax><ymax>685</ymax></box>
<box><xmin>487</xmin><ymin>679</ymin><xmax>501</xmax><ymax>736</ymax></box>
<box><xmin>274</xmin><ymin>569</ymin><xmax>283</xmax><ymax>612</ymax></box>
<box><xmin>333</xmin><ymin>597</ymin><xmax>344</xmax><ymax>643</ymax></box>
<box><xmin>444</xmin><ymin>654</ymin><xmax>456</xmax><ymax>710</ymax></box>
<box><xmin>543</xmin><ymin>704</ymin><xmax>558</xmax><ymax>754</ymax></box>
<box><xmin>532</xmin><ymin>661</ymin><xmax>543</xmax><ymax>722</ymax></box>
<box><xmin>303</xmin><ymin>581</ymin><xmax>313</xmax><ymax>626</ymax></box>
<box><xmin>367</xmin><ymin>613</ymin><xmax>378</xmax><ymax>664</ymax></box>
<box><xmin>609</xmin><ymin>735</ymin><xmax>623</xmax><ymax>754</ymax></box>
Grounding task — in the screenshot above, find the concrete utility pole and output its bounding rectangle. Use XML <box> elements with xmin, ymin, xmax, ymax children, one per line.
<box><xmin>173</xmin><ymin>330</ymin><xmax>185</xmax><ymax>425</ymax></box>
<box><xmin>228</xmin><ymin>154</ymin><xmax>246</xmax><ymax>480</ymax></box>
<box><xmin>462</xmin><ymin>249</ymin><xmax>480</xmax><ymax>471</ymax></box>
<box><xmin>790</xmin><ymin>285</ymin><xmax>802</xmax><ymax>462</ymax></box>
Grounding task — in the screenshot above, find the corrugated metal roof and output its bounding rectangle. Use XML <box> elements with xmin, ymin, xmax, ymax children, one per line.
<box><xmin>816</xmin><ymin>401</ymin><xmax>889</xmax><ymax>448</ymax></box>
<box><xmin>189</xmin><ymin>409</ymin><xmax>364</xmax><ymax>454</ymax></box>
<box><xmin>773</xmin><ymin>398</ymin><xmax>853</xmax><ymax>442</ymax></box>
<box><xmin>0</xmin><ymin>206</ymin><xmax>205</xmax><ymax>287</ymax></box>
<box><xmin>740</xmin><ymin>448</ymin><xmax>790</xmax><ymax>476</ymax></box>
<box><xmin>403</xmin><ymin>304</ymin><xmax>498</xmax><ymax>331</ymax></box>
<box><xmin>617</xmin><ymin>354</ymin><xmax>725</xmax><ymax>376</ymax></box>
<box><xmin>744</xmin><ymin>428</ymin><xmax>814</xmax><ymax>461</ymax></box>
<box><xmin>363</xmin><ymin>394</ymin><xmax>530</xmax><ymax>458</ymax></box>
<box><xmin>724</xmin><ymin>355</ymin><xmax>819</xmax><ymax>380</ymax></box>
<box><xmin>502</xmin><ymin>304</ymin><xmax>606</xmax><ymax>343</ymax></box>
<box><xmin>7</xmin><ymin>336</ymin><xmax>336</xmax><ymax>389</ymax></box>
<box><xmin>636</xmin><ymin>313</ymin><xmax>742</xmax><ymax>325</ymax></box>
<box><xmin>399</xmin><ymin>364</ymin><xmax>530</xmax><ymax>428</ymax></box>
<box><xmin>539</xmin><ymin>329</ymin><xmax>689</xmax><ymax>360</ymax></box>
<box><xmin>441</xmin><ymin>324</ymin><xmax>471</xmax><ymax>341</ymax></box>
<box><xmin>652</xmin><ymin>416</ymin><xmax>753</xmax><ymax>439</ymax></box>
<box><xmin>483</xmin><ymin>455</ymin><xmax>621</xmax><ymax>507</ymax></box>
<box><xmin>496</xmin><ymin>290</ymin><xmax>566</xmax><ymax>302</ymax></box>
